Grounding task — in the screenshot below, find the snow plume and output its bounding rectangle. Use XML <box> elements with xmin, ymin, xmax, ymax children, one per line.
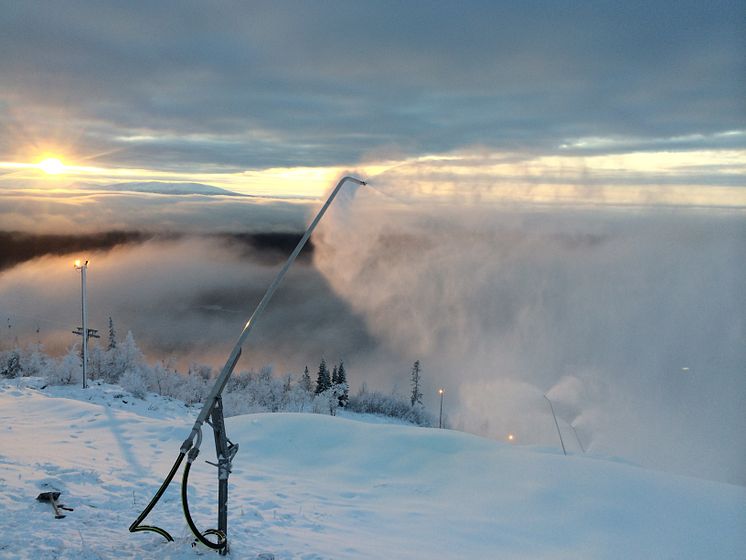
<box><xmin>313</xmin><ymin>178</ymin><xmax>746</xmax><ymax>485</ymax></box>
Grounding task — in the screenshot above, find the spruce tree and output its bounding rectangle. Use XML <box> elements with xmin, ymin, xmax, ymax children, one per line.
<box><xmin>410</xmin><ymin>360</ymin><xmax>422</xmax><ymax>407</ymax></box>
<box><xmin>337</xmin><ymin>360</ymin><xmax>349</xmax><ymax>407</ymax></box>
<box><xmin>331</xmin><ymin>365</ymin><xmax>339</xmax><ymax>385</ymax></box>
<box><xmin>107</xmin><ymin>317</ymin><xmax>117</xmax><ymax>351</ymax></box>
<box><xmin>300</xmin><ymin>365</ymin><xmax>312</xmax><ymax>393</ymax></box>
<box><xmin>315</xmin><ymin>358</ymin><xmax>331</xmax><ymax>395</ymax></box>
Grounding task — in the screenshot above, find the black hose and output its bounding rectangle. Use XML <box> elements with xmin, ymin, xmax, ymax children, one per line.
<box><xmin>129</xmin><ymin>451</ymin><xmax>186</xmax><ymax>542</ymax></box>
<box><xmin>181</xmin><ymin>459</ymin><xmax>226</xmax><ymax>550</ymax></box>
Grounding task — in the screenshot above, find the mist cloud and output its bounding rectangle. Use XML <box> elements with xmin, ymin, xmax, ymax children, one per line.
<box><xmin>312</xmin><ymin>184</ymin><xmax>746</xmax><ymax>485</ymax></box>
<box><xmin>0</xmin><ymin>235</ymin><xmax>376</xmax><ymax>372</ymax></box>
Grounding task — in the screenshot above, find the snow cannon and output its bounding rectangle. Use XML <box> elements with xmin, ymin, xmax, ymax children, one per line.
<box><xmin>129</xmin><ymin>176</ymin><xmax>367</xmax><ymax>555</ymax></box>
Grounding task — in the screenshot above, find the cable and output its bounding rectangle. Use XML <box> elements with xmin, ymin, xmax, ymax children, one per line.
<box><xmin>128</xmin><ymin>451</ymin><xmax>185</xmax><ymax>542</ymax></box>
<box><xmin>181</xmin><ymin>457</ymin><xmax>226</xmax><ymax>550</ymax></box>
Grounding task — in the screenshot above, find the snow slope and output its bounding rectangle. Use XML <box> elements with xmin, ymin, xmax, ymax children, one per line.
<box><xmin>0</xmin><ymin>380</ymin><xmax>744</xmax><ymax>559</ymax></box>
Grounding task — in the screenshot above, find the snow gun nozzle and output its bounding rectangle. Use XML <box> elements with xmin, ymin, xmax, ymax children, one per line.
<box><xmin>341</xmin><ymin>176</ymin><xmax>367</xmax><ymax>187</ymax></box>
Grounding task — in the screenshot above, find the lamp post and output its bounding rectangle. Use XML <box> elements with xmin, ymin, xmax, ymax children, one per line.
<box><xmin>74</xmin><ymin>260</ymin><xmax>88</xmax><ymax>389</ymax></box>
<box><xmin>438</xmin><ymin>388</ymin><xmax>445</xmax><ymax>428</ymax></box>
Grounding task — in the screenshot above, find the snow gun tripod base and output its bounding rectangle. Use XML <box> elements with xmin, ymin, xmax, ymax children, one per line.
<box><xmin>182</xmin><ymin>397</ymin><xmax>238</xmax><ymax>554</ymax></box>
<box><xmin>129</xmin><ymin>176</ymin><xmax>367</xmax><ymax>554</ymax></box>
<box><xmin>195</xmin><ymin>397</ymin><xmax>239</xmax><ymax>553</ymax></box>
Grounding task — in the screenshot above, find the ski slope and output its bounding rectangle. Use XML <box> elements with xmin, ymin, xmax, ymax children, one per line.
<box><xmin>0</xmin><ymin>379</ymin><xmax>744</xmax><ymax>559</ymax></box>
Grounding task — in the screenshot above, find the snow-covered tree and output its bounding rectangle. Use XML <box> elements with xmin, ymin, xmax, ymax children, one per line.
<box><xmin>348</xmin><ymin>387</ymin><xmax>434</xmax><ymax>427</ymax></box>
<box><xmin>120</xmin><ymin>368</ymin><xmax>148</xmax><ymax>399</ymax></box>
<box><xmin>300</xmin><ymin>365</ymin><xmax>312</xmax><ymax>393</ymax></box>
<box><xmin>0</xmin><ymin>348</ymin><xmax>21</xmax><ymax>378</ymax></box>
<box><xmin>182</xmin><ymin>376</ymin><xmax>206</xmax><ymax>404</ymax></box>
<box><xmin>188</xmin><ymin>362</ymin><xmax>213</xmax><ymax>382</ymax></box>
<box><xmin>410</xmin><ymin>360</ymin><xmax>423</xmax><ymax>407</ymax></box>
<box><xmin>315</xmin><ymin>358</ymin><xmax>331</xmax><ymax>395</ymax></box>
<box><xmin>46</xmin><ymin>346</ymin><xmax>82</xmax><ymax>385</ymax></box>
<box><xmin>313</xmin><ymin>385</ymin><xmax>341</xmax><ymax>416</ymax></box>
<box><xmin>336</xmin><ymin>360</ymin><xmax>349</xmax><ymax>407</ymax></box>
<box><xmin>253</xmin><ymin>365</ymin><xmax>283</xmax><ymax>412</ymax></box>
<box><xmin>148</xmin><ymin>360</ymin><xmax>181</xmax><ymax>397</ymax></box>
<box><xmin>284</xmin><ymin>378</ymin><xmax>312</xmax><ymax>412</ymax></box>
<box><xmin>105</xmin><ymin>330</ymin><xmax>144</xmax><ymax>383</ymax></box>
<box><xmin>107</xmin><ymin>316</ymin><xmax>117</xmax><ymax>350</ymax></box>
<box><xmin>20</xmin><ymin>343</ymin><xmax>46</xmax><ymax>377</ymax></box>
<box><xmin>87</xmin><ymin>342</ymin><xmax>107</xmax><ymax>382</ymax></box>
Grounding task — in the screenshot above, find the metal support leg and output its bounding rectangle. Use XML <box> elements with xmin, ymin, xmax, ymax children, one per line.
<box><xmin>210</xmin><ymin>397</ymin><xmax>238</xmax><ymax>555</ymax></box>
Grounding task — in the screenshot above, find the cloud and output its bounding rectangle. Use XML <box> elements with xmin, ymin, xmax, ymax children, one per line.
<box><xmin>0</xmin><ymin>188</ymin><xmax>310</xmax><ymax>234</ymax></box>
<box><xmin>0</xmin><ymin>2</ymin><xmax>743</xmax><ymax>171</ymax></box>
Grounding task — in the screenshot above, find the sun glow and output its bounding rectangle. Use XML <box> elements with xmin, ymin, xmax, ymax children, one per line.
<box><xmin>37</xmin><ymin>157</ymin><xmax>66</xmax><ymax>174</ymax></box>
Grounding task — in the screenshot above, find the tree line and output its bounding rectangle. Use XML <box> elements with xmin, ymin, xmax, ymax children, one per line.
<box><xmin>0</xmin><ymin>320</ymin><xmax>435</xmax><ymax>426</ymax></box>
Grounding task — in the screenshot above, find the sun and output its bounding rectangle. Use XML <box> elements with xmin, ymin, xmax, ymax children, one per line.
<box><xmin>37</xmin><ymin>157</ymin><xmax>66</xmax><ymax>174</ymax></box>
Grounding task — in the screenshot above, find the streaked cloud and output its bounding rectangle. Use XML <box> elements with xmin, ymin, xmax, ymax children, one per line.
<box><xmin>0</xmin><ymin>1</ymin><xmax>743</xmax><ymax>185</ymax></box>
<box><xmin>0</xmin><ymin>187</ymin><xmax>310</xmax><ymax>234</ymax></box>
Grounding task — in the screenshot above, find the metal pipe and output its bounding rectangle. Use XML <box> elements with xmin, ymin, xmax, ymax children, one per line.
<box><xmin>570</xmin><ymin>423</ymin><xmax>585</xmax><ymax>453</ymax></box>
<box><xmin>544</xmin><ymin>394</ymin><xmax>566</xmax><ymax>456</ymax></box>
<box><xmin>131</xmin><ymin>176</ymin><xmax>367</xmax><ymax>551</ymax></box>
<box><xmin>180</xmin><ymin>175</ymin><xmax>366</xmax><ymax>453</ymax></box>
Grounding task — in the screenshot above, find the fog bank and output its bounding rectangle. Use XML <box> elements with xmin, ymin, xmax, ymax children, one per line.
<box><xmin>313</xmin><ymin>185</ymin><xmax>746</xmax><ymax>485</ymax></box>
<box><xmin>1</xmin><ymin>187</ymin><xmax>744</xmax><ymax>485</ymax></box>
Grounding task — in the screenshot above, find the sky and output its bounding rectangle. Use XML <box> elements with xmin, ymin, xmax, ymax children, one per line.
<box><xmin>0</xmin><ymin>2</ymin><xmax>745</xmax><ymax>485</ymax></box>
<box><xmin>0</xmin><ymin>0</ymin><xmax>743</xmax><ymax>201</ymax></box>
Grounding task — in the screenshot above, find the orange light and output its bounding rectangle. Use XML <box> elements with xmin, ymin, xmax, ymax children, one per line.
<box><xmin>507</xmin><ymin>433</ymin><xmax>515</xmax><ymax>442</ymax></box>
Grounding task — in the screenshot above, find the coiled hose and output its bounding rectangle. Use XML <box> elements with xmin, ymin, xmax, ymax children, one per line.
<box><xmin>128</xmin><ymin>449</ymin><xmax>226</xmax><ymax>551</ymax></box>
<box><xmin>182</xmin><ymin>454</ymin><xmax>226</xmax><ymax>550</ymax></box>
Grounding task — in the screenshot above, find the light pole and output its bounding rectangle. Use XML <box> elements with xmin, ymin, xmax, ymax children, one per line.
<box><xmin>543</xmin><ymin>394</ymin><xmax>566</xmax><ymax>456</ymax></box>
<box><xmin>74</xmin><ymin>260</ymin><xmax>88</xmax><ymax>389</ymax></box>
<box><xmin>438</xmin><ymin>388</ymin><xmax>445</xmax><ymax>428</ymax></box>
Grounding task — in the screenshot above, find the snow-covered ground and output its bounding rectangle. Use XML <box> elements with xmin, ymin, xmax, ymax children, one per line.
<box><xmin>1</xmin><ymin>379</ymin><xmax>744</xmax><ymax>559</ymax></box>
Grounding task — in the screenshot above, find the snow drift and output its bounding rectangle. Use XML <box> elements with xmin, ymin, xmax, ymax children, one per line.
<box><xmin>0</xmin><ymin>379</ymin><xmax>744</xmax><ymax>559</ymax></box>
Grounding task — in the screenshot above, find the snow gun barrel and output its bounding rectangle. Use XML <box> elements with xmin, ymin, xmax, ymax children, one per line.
<box><xmin>184</xmin><ymin>175</ymin><xmax>367</xmax><ymax>449</ymax></box>
<box><xmin>129</xmin><ymin>175</ymin><xmax>367</xmax><ymax>554</ymax></box>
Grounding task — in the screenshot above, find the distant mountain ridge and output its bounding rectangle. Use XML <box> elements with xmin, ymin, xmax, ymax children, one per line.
<box><xmin>82</xmin><ymin>181</ymin><xmax>246</xmax><ymax>197</ymax></box>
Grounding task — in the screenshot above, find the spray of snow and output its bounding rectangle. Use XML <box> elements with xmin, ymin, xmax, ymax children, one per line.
<box><xmin>312</xmin><ymin>172</ymin><xmax>746</xmax><ymax>485</ymax></box>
